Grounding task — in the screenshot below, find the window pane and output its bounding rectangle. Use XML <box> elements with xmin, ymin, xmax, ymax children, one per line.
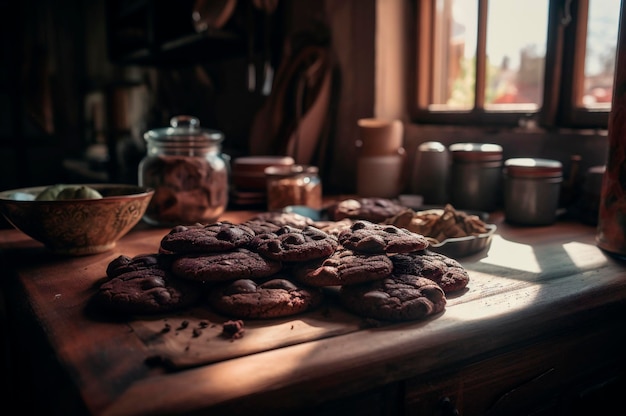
<box><xmin>582</xmin><ymin>0</ymin><xmax>620</xmax><ymax>109</ymax></box>
<box><xmin>430</xmin><ymin>0</ymin><xmax>478</xmax><ymax>111</ymax></box>
<box><xmin>484</xmin><ymin>0</ymin><xmax>548</xmax><ymax>111</ymax></box>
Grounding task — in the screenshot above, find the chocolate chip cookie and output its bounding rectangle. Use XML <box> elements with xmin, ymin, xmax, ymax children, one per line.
<box><xmin>390</xmin><ymin>250</ymin><xmax>470</xmax><ymax>294</ymax></box>
<box><xmin>338</xmin><ymin>220</ymin><xmax>429</xmax><ymax>254</ymax></box>
<box><xmin>96</xmin><ymin>268</ymin><xmax>203</xmax><ymax>315</ymax></box>
<box><xmin>240</xmin><ymin>218</ymin><xmax>282</xmax><ymax>235</ymax></box>
<box><xmin>339</xmin><ymin>274</ymin><xmax>447</xmax><ymax>321</ymax></box>
<box><xmin>328</xmin><ymin>197</ymin><xmax>407</xmax><ymax>222</ymax></box>
<box><xmin>171</xmin><ymin>248</ymin><xmax>282</xmax><ymax>282</ymax></box>
<box><xmin>293</xmin><ymin>247</ymin><xmax>393</xmax><ymax>287</ymax></box>
<box><xmin>312</xmin><ymin>218</ymin><xmax>355</xmax><ymax>237</ymax></box>
<box><xmin>246</xmin><ymin>211</ymin><xmax>315</xmax><ymax>229</ymax></box>
<box><xmin>160</xmin><ymin>221</ymin><xmax>255</xmax><ymax>254</ymax></box>
<box><xmin>106</xmin><ymin>253</ymin><xmax>168</xmax><ymax>278</ymax></box>
<box><xmin>208</xmin><ymin>276</ymin><xmax>324</xmax><ymax>319</ymax></box>
<box><xmin>250</xmin><ymin>225</ymin><xmax>338</xmax><ymax>262</ymax></box>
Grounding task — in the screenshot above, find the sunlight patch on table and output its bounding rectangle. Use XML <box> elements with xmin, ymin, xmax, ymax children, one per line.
<box><xmin>447</xmin><ymin>283</ymin><xmax>544</xmax><ymax>322</ymax></box>
<box><xmin>479</xmin><ymin>235</ymin><xmax>541</xmax><ymax>273</ymax></box>
<box><xmin>562</xmin><ymin>241</ymin><xmax>606</xmax><ymax>268</ymax></box>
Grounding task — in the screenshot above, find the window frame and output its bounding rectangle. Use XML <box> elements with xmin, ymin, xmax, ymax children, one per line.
<box><xmin>410</xmin><ymin>0</ymin><xmax>611</xmax><ymax>129</ymax></box>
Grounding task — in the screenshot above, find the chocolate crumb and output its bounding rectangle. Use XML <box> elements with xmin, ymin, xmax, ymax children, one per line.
<box><xmin>192</xmin><ymin>328</ymin><xmax>202</xmax><ymax>338</ymax></box>
<box><xmin>177</xmin><ymin>320</ymin><xmax>189</xmax><ymax>330</ymax></box>
<box><xmin>161</xmin><ymin>323</ymin><xmax>171</xmax><ymax>333</ymax></box>
<box><xmin>222</xmin><ymin>319</ymin><xmax>245</xmax><ymax>340</ymax></box>
<box><xmin>290</xmin><ymin>324</ymin><xmax>294</xmax><ymax>330</ymax></box>
<box><xmin>199</xmin><ymin>321</ymin><xmax>209</xmax><ymax>328</ymax></box>
<box><xmin>363</xmin><ymin>318</ymin><xmax>383</xmax><ymax>328</ymax></box>
<box><xmin>144</xmin><ymin>355</ymin><xmax>164</xmax><ymax>366</ymax></box>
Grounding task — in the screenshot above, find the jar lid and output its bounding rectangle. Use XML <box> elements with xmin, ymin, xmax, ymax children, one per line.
<box><xmin>144</xmin><ymin>115</ymin><xmax>224</xmax><ymax>144</ymax></box>
<box><xmin>504</xmin><ymin>158</ymin><xmax>563</xmax><ymax>178</ymax></box>
<box><xmin>449</xmin><ymin>143</ymin><xmax>503</xmax><ymax>162</ymax></box>
<box><xmin>233</xmin><ymin>156</ymin><xmax>295</xmax><ymax>173</ymax></box>
<box><xmin>264</xmin><ymin>164</ymin><xmax>318</xmax><ymax>178</ymax></box>
<box><xmin>418</xmin><ymin>141</ymin><xmax>447</xmax><ymax>152</ymax></box>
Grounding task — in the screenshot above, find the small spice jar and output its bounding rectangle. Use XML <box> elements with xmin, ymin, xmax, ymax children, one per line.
<box><xmin>449</xmin><ymin>143</ymin><xmax>503</xmax><ymax>211</ymax></box>
<box><xmin>265</xmin><ymin>165</ymin><xmax>322</xmax><ymax>211</ymax></box>
<box><xmin>138</xmin><ymin>115</ymin><xmax>229</xmax><ymax>226</ymax></box>
<box><xmin>503</xmin><ymin>158</ymin><xmax>563</xmax><ymax>226</ymax></box>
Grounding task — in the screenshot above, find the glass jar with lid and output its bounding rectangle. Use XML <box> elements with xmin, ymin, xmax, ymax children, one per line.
<box><xmin>139</xmin><ymin>115</ymin><xmax>229</xmax><ymax>226</ymax></box>
<box><xmin>264</xmin><ymin>165</ymin><xmax>322</xmax><ymax>211</ymax></box>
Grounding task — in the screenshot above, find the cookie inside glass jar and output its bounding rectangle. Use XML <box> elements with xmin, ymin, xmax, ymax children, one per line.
<box><xmin>139</xmin><ymin>115</ymin><xmax>230</xmax><ymax>226</ymax></box>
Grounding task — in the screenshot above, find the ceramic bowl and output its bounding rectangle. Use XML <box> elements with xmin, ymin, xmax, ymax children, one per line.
<box><xmin>0</xmin><ymin>184</ymin><xmax>154</xmax><ymax>255</ymax></box>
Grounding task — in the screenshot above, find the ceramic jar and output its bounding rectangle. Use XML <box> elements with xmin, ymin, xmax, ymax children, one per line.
<box><xmin>355</xmin><ymin>118</ymin><xmax>406</xmax><ymax>197</ymax></box>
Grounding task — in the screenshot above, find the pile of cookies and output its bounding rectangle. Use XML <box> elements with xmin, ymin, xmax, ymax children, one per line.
<box><xmin>94</xmin><ymin>197</ymin><xmax>470</xmax><ymax>323</ymax></box>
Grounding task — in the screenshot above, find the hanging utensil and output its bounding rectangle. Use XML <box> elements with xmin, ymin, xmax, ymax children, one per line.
<box><xmin>247</xmin><ymin>1</ymin><xmax>256</xmax><ymax>92</ymax></box>
<box><xmin>257</xmin><ymin>0</ymin><xmax>279</xmax><ymax>95</ymax></box>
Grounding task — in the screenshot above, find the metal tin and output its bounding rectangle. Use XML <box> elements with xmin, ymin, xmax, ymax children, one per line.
<box><xmin>449</xmin><ymin>143</ymin><xmax>503</xmax><ymax>211</ymax></box>
<box><xmin>409</xmin><ymin>141</ymin><xmax>449</xmax><ymax>204</ymax></box>
<box><xmin>503</xmin><ymin>158</ymin><xmax>563</xmax><ymax>225</ymax></box>
<box><xmin>265</xmin><ymin>164</ymin><xmax>322</xmax><ymax>211</ymax></box>
<box><xmin>138</xmin><ymin>115</ymin><xmax>229</xmax><ymax>226</ymax></box>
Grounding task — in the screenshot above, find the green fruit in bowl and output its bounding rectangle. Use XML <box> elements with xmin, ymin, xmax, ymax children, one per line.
<box><xmin>36</xmin><ymin>184</ymin><xmax>103</xmax><ymax>201</ymax></box>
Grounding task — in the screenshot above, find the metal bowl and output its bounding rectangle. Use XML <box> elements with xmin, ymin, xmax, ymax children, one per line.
<box><xmin>0</xmin><ymin>184</ymin><xmax>154</xmax><ymax>256</ymax></box>
<box><xmin>427</xmin><ymin>224</ymin><xmax>497</xmax><ymax>258</ymax></box>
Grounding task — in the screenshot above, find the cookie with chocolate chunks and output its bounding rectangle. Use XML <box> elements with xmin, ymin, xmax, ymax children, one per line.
<box><xmin>96</xmin><ymin>268</ymin><xmax>202</xmax><ymax>315</ymax></box>
<box><xmin>390</xmin><ymin>250</ymin><xmax>470</xmax><ymax>294</ymax></box>
<box><xmin>106</xmin><ymin>253</ymin><xmax>169</xmax><ymax>278</ymax></box>
<box><xmin>339</xmin><ymin>274</ymin><xmax>446</xmax><ymax>321</ymax></box>
<box><xmin>246</xmin><ymin>211</ymin><xmax>315</xmax><ymax>230</ymax></box>
<box><xmin>250</xmin><ymin>225</ymin><xmax>338</xmax><ymax>262</ymax></box>
<box><xmin>209</xmin><ymin>276</ymin><xmax>324</xmax><ymax>319</ymax></box>
<box><xmin>329</xmin><ymin>197</ymin><xmax>407</xmax><ymax>222</ymax></box>
<box><xmin>160</xmin><ymin>221</ymin><xmax>255</xmax><ymax>254</ymax></box>
<box><xmin>240</xmin><ymin>219</ymin><xmax>282</xmax><ymax>235</ymax></box>
<box><xmin>338</xmin><ymin>220</ymin><xmax>429</xmax><ymax>254</ymax></box>
<box><xmin>171</xmin><ymin>248</ymin><xmax>282</xmax><ymax>282</ymax></box>
<box><xmin>293</xmin><ymin>247</ymin><xmax>393</xmax><ymax>287</ymax></box>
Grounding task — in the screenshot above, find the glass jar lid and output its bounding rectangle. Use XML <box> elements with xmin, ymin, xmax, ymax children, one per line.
<box><xmin>264</xmin><ymin>164</ymin><xmax>318</xmax><ymax>178</ymax></box>
<box><xmin>143</xmin><ymin>115</ymin><xmax>224</xmax><ymax>145</ymax></box>
<box><xmin>418</xmin><ymin>141</ymin><xmax>447</xmax><ymax>152</ymax></box>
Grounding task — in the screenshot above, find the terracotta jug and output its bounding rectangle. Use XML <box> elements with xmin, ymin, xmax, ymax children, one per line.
<box><xmin>596</xmin><ymin>18</ymin><xmax>626</xmax><ymax>258</ymax></box>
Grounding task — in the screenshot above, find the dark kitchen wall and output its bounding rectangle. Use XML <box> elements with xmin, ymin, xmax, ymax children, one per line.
<box><xmin>0</xmin><ymin>0</ymin><xmax>350</xmax><ymax>191</ymax></box>
<box><xmin>2</xmin><ymin>0</ymin><xmax>607</xmax><ymax>196</ymax></box>
<box><xmin>1</xmin><ymin>0</ymin><xmax>88</xmax><ymax>190</ymax></box>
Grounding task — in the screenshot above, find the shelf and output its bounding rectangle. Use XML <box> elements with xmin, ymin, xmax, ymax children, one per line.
<box><xmin>109</xmin><ymin>29</ymin><xmax>246</xmax><ymax>66</ymax></box>
<box><xmin>105</xmin><ymin>0</ymin><xmax>253</xmax><ymax>67</ymax></box>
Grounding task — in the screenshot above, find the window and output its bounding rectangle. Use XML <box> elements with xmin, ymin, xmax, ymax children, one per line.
<box><xmin>412</xmin><ymin>0</ymin><xmax>621</xmax><ymax>128</ymax></box>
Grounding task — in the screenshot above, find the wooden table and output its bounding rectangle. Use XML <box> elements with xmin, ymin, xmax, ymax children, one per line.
<box><xmin>1</xmin><ymin>210</ymin><xmax>626</xmax><ymax>415</ymax></box>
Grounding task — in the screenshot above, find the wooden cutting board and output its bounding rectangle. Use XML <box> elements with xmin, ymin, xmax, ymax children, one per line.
<box><xmin>130</xmin><ymin>290</ymin><xmax>368</xmax><ymax>370</ymax></box>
